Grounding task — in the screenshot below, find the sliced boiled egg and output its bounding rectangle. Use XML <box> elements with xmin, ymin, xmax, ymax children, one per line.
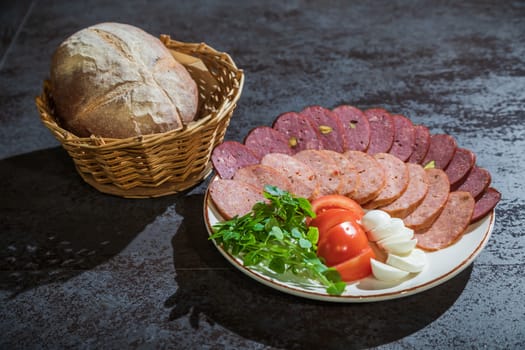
<box><xmin>386</xmin><ymin>249</ymin><xmax>427</xmax><ymax>273</ymax></box>
<box><xmin>380</xmin><ymin>238</ymin><xmax>418</xmax><ymax>255</ymax></box>
<box><xmin>367</xmin><ymin>217</ymin><xmax>406</xmax><ymax>242</ymax></box>
<box><xmin>361</xmin><ymin>210</ymin><xmax>391</xmax><ymax>233</ymax></box>
<box><xmin>370</xmin><ymin>258</ymin><xmax>410</xmax><ymax>282</ymax></box>
<box><xmin>377</xmin><ymin>226</ymin><xmax>414</xmax><ymax>248</ymax></box>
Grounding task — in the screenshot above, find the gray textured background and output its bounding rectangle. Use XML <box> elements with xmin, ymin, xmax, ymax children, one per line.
<box><xmin>1</xmin><ymin>1</ymin><xmax>524</xmax><ymax>349</ymax></box>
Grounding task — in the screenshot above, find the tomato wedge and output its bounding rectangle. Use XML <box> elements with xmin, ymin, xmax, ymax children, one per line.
<box><xmin>333</xmin><ymin>247</ymin><xmax>375</xmax><ymax>282</ymax></box>
<box><xmin>317</xmin><ymin>220</ymin><xmax>370</xmax><ymax>266</ymax></box>
<box><xmin>310</xmin><ymin>195</ymin><xmax>364</xmax><ymax>219</ymax></box>
<box><xmin>309</xmin><ymin>208</ymin><xmax>363</xmax><ymax>246</ymax></box>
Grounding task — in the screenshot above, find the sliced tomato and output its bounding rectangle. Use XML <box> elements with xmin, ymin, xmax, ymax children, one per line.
<box><xmin>333</xmin><ymin>247</ymin><xmax>375</xmax><ymax>282</ymax></box>
<box><xmin>309</xmin><ymin>208</ymin><xmax>363</xmax><ymax>246</ymax></box>
<box><xmin>310</xmin><ymin>195</ymin><xmax>364</xmax><ymax>219</ymax></box>
<box><xmin>317</xmin><ymin>220</ymin><xmax>370</xmax><ymax>266</ymax></box>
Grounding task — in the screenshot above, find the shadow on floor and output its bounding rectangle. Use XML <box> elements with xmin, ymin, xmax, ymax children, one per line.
<box><xmin>0</xmin><ymin>147</ymin><xmax>175</xmax><ymax>297</ymax></box>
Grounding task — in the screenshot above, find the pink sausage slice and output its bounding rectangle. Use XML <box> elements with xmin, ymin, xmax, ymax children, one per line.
<box><xmin>211</xmin><ymin>141</ymin><xmax>261</xmax><ymax>179</ymax></box>
<box><xmin>294</xmin><ymin>149</ymin><xmax>342</xmax><ymax>198</ymax></box>
<box><xmin>209</xmin><ymin>179</ymin><xmax>265</xmax><ymax>220</ymax></box>
<box><xmin>344</xmin><ymin>150</ymin><xmax>386</xmax><ymax>204</ymax></box>
<box><xmin>415</xmin><ymin>191</ymin><xmax>475</xmax><ymax>251</ymax></box>
<box><xmin>364</xmin><ymin>152</ymin><xmax>410</xmax><ymax>209</ymax></box>
<box><xmin>332</xmin><ymin>105</ymin><xmax>370</xmax><ymax>152</ymax></box>
<box><xmin>365</xmin><ymin>108</ymin><xmax>395</xmax><ymax>155</ymax></box>
<box><xmin>300</xmin><ymin>106</ymin><xmax>345</xmax><ymax>153</ymax></box>
<box><xmin>470</xmin><ymin>187</ymin><xmax>501</xmax><ymax>223</ymax></box>
<box><xmin>233</xmin><ymin>164</ymin><xmax>293</xmax><ymax>194</ymax></box>
<box><xmin>422</xmin><ymin>134</ymin><xmax>457</xmax><ymax>169</ymax></box>
<box><xmin>261</xmin><ymin>153</ymin><xmax>319</xmax><ymax>200</ymax></box>
<box><xmin>454</xmin><ymin>166</ymin><xmax>491</xmax><ymax>199</ymax></box>
<box><xmin>389</xmin><ymin>114</ymin><xmax>415</xmax><ymax>162</ymax></box>
<box><xmin>244</xmin><ymin>126</ymin><xmax>294</xmax><ymax>158</ymax></box>
<box><xmin>445</xmin><ymin>148</ymin><xmax>476</xmax><ymax>188</ymax></box>
<box><xmin>408</xmin><ymin>125</ymin><xmax>431</xmax><ymax>164</ymax></box>
<box><xmin>320</xmin><ymin>150</ymin><xmax>360</xmax><ymax>197</ymax></box>
<box><xmin>403</xmin><ymin>168</ymin><xmax>450</xmax><ymax>231</ymax></box>
<box><xmin>273</xmin><ymin>111</ymin><xmax>323</xmax><ymax>152</ymax></box>
<box><xmin>380</xmin><ymin>163</ymin><xmax>429</xmax><ymax>218</ymax></box>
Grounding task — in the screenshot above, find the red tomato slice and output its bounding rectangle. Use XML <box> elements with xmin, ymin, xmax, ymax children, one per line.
<box><xmin>333</xmin><ymin>247</ymin><xmax>375</xmax><ymax>282</ymax></box>
<box><xmin>310</xmin><ymin>195</ymin><xmax>364</xmax><ymax>219</ymax></box>
<box><xmin>317</xmin><ymin>220</ymin><xmax>370</xmax><ymax>266</ymax></box>
<box><xmin>309</xmin><ymin>208</ymin><xmax>363</xmax><ymax>246</ymax></box>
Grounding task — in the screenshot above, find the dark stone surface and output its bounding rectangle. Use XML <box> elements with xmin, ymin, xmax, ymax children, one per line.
<box><xmin>1</xmin><ymin>1</ymin><xmax>524</xmax><ymax>348</ymax></box>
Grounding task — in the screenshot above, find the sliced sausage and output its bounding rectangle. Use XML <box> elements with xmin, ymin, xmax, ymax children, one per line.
<box><xmin>344</xmin><ymin>150</ymin><xmax>386</xmax><ymax>204</ymax></box>
<box><xmin>470</xmin><ymin>187</ymin><xmax>501</xmax><ymax>223</ymax></box>
<box><xmin>380</xmin><ymin>163</ymin><xmax>429</xmax><ymax>218</ymax></box>
<box><xmin>415</xmin><ymin>191</ymin><xmax>475</xmax><ymax>251</ymax></box>
<box><xmin>445</xmin><ymin>148</ymin><xmax>476</xmax><ymax>188</ymax></box>
<box><xmin>454</xmin><ymin>166</ymin><xmax>491</xmax><ymax>199</ymax></box>
<box><xmin>244</xmin><ymin>126</ymin><xmax>294</xmax><ymax>158</ymax></box>
<box><xmin>408</xmin><ymin>125</ymin><xmax>431</xmax><ymax>164</ymax></box>
<box><xmin>211</xmin><ymin>141</ymin><xmax>261</xmax><ymax>179</ymax></box>
<box><xmin>319</xmin><ymin>150</ymin><xmax>360</xmax><ymax>197</ymax></box>
<box><xmin>233</xmin><ymin>164</ymin><xmax>293</xmax><ymax>194</ymax></box>
<box><xmin>332</xmin><ymin>105</ymin><xmax>370</xmax><ymax>152</ymax></box>
<box><xmin>364</xmin><ymin>153</ymin><xmax>410</xmax><ymax>209</ymax></box>
<box><xmin>261</xmin><ymin>153</ymin><xmax>319</xmax><ymax>200</ymax></box>
<box><xmin>389</xmin><ymin>114</ymin><xmax>415</xmax><ymax>162</ymax></box>
<box><xmin>273</xmin><ymin>111</ymin><xmax>323</xmax><ymax>152</ymax></box>
<box><xmin>209</xmin><ymin>178</ymin><xmax>265</xmax><ymax>220</ymax></box>
<box><xmin>422</xmin><ymin>134</ymin><xmax>457</xmax><ymax>169</ymax></box>
<box><xmin>300</xmin><ymin>106</ymin><xmax>345</xmax><ymax>153</ymax></box>
<box><xmin>364</xmin><ymin>108</ymin><xmax>395</xmax><ymax>155</ymax></box>
<box><xmin>403</xmin><ymin>168</ymin><xmax>450</xmax><ymax>231</ymax></box>
<box><xmin>294</xmin><ymin>149</ymin><xmax>342</xmax><ymax>198</ymax></box>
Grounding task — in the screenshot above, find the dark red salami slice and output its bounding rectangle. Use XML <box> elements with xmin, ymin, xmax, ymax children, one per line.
<box><xmin>408</xmin><ymin>125</ymin><xmax>431</xmax><ymax>164</ymax></box>
<box><xmin>332</xmin><ymin>105</ymin><xmax>370</xmax><ymax>152</ymax></box>
<box><xmin>299</xmin><ymin>106</ymin><xmax>345</xmax><ymax>152</ymax></box>
<box><xmin>389</xmin><ymin>114</ymin><xmax>415</xmax><ymax>162</ymax></box>
<box><xmin>470</xmin><ymin>187</ymin><xmax>501</xmax><ymax>223</ymax></box>
<box><xmin>244</xmin><ymin>126</ymin><xmax>294</xmax><ymax>158</ymax></box>
<box><xmin>454</xmin><ymin>166</ymin><xmax>491</xmax><ymax>199</ymax></box>
<box><xmin>211</xmin><ymin>141</ymin><xmax>260</xmax><ymax>180</ymax></box>
<box><xmin>445</xmin><ymin>148</ymin><xmax>476</xmax><ymax>188</ymax></box>
<box><xmin>364</xmin><ymin>108</ymin><xmax>395</xmax><ymax>155</ymax></box>
<box><xmin>422</xmin><ymin>134</ymin><xmax>457</xmax><ymax>169</ymax></box>
<box><xmin>273</xmin><ymin>111</ymin><xmax>323</xmax><ymax>152</ymax></box>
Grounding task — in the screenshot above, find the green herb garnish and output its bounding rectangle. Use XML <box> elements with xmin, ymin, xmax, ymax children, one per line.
<box><xmin>210</xmin><ymin>185</ymin><xmax>346</xmax><ymax>295</ymax></box>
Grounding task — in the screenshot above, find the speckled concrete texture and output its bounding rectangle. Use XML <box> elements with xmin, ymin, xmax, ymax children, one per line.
<box><xmin>1</xmin><ymin>1</ymin><xmax>524</xmax><ymax>349</ymax></box>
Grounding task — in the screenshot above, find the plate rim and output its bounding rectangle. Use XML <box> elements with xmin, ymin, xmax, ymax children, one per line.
<box><xmin>203</xmin><ymin>176</ymin><xmax>495</xmax><ymax>302</ymax></box>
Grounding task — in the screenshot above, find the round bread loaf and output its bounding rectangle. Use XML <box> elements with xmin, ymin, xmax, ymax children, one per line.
<box><xmin>50</xmin><ymin>22</ymin><xmax>198</xmax><ymax>138</ymax></box>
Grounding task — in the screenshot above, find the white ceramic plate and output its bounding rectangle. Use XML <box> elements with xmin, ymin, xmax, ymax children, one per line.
<box><xmin>204</xmin><ymin>177</ymin><xmax>495</xmax><ymax>302</ymax></box>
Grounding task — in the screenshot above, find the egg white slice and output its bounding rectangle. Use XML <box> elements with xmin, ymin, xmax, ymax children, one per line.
<box><xmin>386</xmin><ymin>249</ymin><xmax>427</xmax><ymax>273</ymax></box>
<box><xmin>371</xmin><ymin>258</ymin><xmax>410</xmax><ymax>282</ymax></box>
<box><xmin>361</xmin><ymin>210</ymin><xmax>391</xmax><ymax>233</ymax></box>
<box><xmin>380</xmin><ymin>238</ymin><xmax>418</xmax><ymax>255</ymax></box>
<box><xmin>367</xmin><ymin>217</ymin><xmax>406</xmax><ymax>241</ymax></box>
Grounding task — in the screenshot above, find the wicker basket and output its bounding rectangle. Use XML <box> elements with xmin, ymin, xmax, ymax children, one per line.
<box><xmin>35</xmin><ymin>35</ymin><xmax>244</xmax><ymax>198</ymax></box>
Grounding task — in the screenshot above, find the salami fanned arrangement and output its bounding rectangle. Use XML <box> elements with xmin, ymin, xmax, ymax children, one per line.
<box><xmin>210</xmin><ymin>105</ymin><xmax>500</xmax><ymax>251</ymax></box>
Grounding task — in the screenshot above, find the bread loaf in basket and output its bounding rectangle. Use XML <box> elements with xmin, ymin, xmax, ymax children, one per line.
<box><xmin>36</xmin><ymin>34</ymin><xmax>244</xmax><ymax>198</ymax></box>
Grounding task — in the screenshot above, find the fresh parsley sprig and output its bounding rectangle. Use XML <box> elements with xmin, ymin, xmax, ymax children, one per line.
<box><xmin>210</xmin><ymin>185</ymin><xmax>346</xmax><ymax>295</ymax></box>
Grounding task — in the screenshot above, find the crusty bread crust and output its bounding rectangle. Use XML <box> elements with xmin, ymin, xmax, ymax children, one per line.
<box><xmin>50</xmin><ymin>22</ymin><xmax>198</xmax><ymax>138</ymax></box>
